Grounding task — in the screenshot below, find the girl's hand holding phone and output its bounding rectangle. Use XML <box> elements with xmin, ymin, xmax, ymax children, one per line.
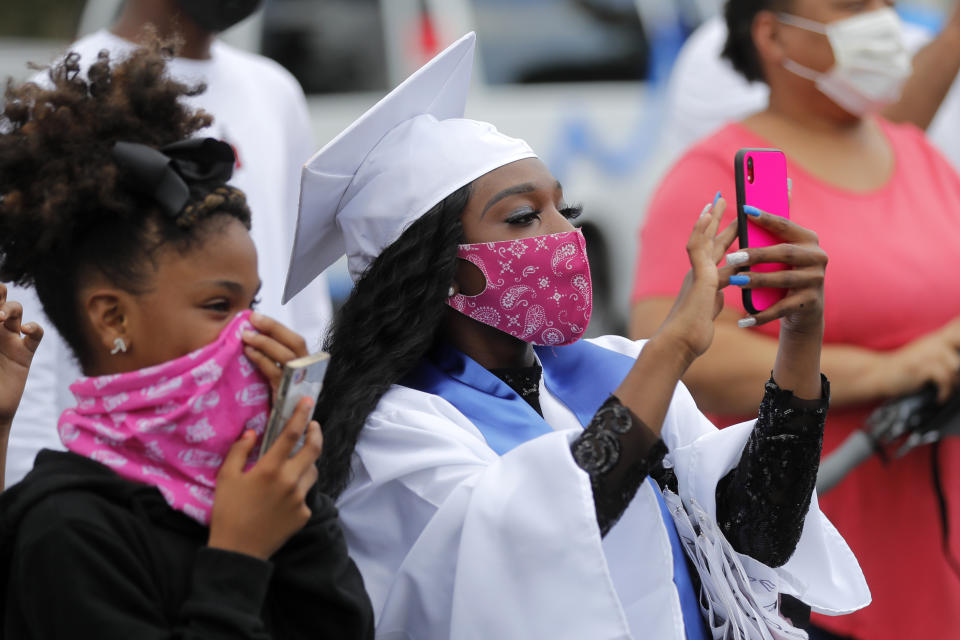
<box><xmin>208</xmin><ymin>313</ymin><xmax>321</xmax><ymax>560</ymax></box>
<box><xmin>240</xmin><ymin>312</ymin><xmax>309</xmax><ymax>395</ymax></box>
<box><xmin>208</xmin><ymin>396</ymin><xmax>323</xmax><ymax>560</ymax></box>
<box><xmin>726</xmin><ymin>208</ymin><xmax>827</xmax><ymax>333</ymax></box>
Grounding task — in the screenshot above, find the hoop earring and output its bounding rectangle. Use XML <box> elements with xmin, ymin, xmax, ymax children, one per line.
<box><xmin>110</xmin><ymin>337</ymin><xmax>128</xmax><ymax>355</ymax></box>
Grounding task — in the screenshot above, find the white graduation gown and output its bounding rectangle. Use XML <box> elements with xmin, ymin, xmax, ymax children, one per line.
<box><xmin>337</xmin><ymin>336</ymin><xmax>870</xmax><ymax>639</ymax></box>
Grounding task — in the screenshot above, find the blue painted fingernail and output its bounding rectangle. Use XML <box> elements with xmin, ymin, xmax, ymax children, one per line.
<box><xmin>713</xmin><ymin>191</ymin><xmax>722</xmax><ymax>206</ymax></box>
<box><xmin>729</xmin><ymin>274</ymin><xmax>750</xmax><ymax>286</ymax></box>
<box><xmin>743</xmin><ymin>205</ymin><xmax>762</xmax><ymax>217</ymax></box>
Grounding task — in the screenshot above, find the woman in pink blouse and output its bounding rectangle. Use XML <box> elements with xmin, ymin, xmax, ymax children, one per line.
<box><xmin>633</xmin><ymin>1</ymin><xmax>960</xmax><ymax>639</ymax></box>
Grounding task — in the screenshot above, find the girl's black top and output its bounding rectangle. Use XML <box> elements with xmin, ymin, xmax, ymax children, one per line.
<box><xmin>0</xmin><ymin>449</ymin><xmax>374</xmax><ymax>640</ymax></box>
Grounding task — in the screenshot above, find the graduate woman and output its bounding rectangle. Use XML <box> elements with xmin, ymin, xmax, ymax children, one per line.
<box><xmin>284</xmin><ymin>34</ymin><xmax>869</xmax><ymax>639</ymax></box>
<box><xmin>0</xmin><ymin>44</ymin><xmax>373</xmax><ymax>638</ymax></box>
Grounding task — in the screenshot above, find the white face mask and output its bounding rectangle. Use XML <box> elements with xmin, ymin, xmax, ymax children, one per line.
<box><xmin>778</xmin><ymin>8</ymin><xmax>912</xmax><ymax>115</ymax></box>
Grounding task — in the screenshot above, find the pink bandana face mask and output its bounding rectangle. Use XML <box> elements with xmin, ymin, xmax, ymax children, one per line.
<box><xmin>58</xmin><ymin>311</ymin><xmax>270</xmax><ymax>524</ymax></box>
<box><xmin>448</xmin><ymin>228</ymin><xmax>592</xmax><ymax>346</ymax></box>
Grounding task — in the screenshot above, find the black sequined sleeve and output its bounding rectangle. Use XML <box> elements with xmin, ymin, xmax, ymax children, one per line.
<box><xmin>715</xmin><ymin>375</ymin><xmax>830</xmax><ymax>567</ymax></box>
<box><xmin>570</xmin><ymin>396</ymin><xmax>667</xmax><ymax>536</ymax></box>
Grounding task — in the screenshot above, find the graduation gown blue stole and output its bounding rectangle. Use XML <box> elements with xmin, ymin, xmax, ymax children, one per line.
<box><xmin>403</xmin><ymin>339</ymin><xmax>707</xmax><ymax>639</ymax></box>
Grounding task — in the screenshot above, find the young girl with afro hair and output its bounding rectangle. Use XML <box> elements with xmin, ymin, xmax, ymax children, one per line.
<box><xmin>0</xmin><ymin>41</ymin><xmax>373</xmax><ymax>640</ymax></box>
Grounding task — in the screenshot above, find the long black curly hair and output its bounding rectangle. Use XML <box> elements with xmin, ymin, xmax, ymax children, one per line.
<box><xmin>0</xmin><ymin>40</ymin><xmax>251</xmax><ymax>369</ymax></box>
<box><xmin>315</xmin><ymin>185</ymin><xmax>471</xmax><ymax>498</ymax></box>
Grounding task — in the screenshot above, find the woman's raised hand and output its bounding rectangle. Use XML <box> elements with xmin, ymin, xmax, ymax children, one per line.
<box><xmin>207</xmin><ymin>396</ymin><xmax>323</xmax><ymax>560</ymax></box>
<box><xmin>655</xmin><ymin>195</ymin><xmax>739</xmax><ymax>364</ymax></box>
<box><xmin>0</xmin><ymin>283</ymin><xmax>43</xmax><ymax>427</ymax></box>
<box><xmin>724</xmin><ymin>206</ymin><xmax>828</xmax><ymax>335</ymax></box>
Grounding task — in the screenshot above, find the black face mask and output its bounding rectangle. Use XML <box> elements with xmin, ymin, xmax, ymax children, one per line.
<box><xmin>176</xmin><ymin>0</ymin><xmax>263</xmax><ymax>33</ymax></box>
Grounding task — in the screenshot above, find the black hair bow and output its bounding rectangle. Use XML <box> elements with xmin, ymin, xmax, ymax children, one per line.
<box><xmin>111</xmin><ymin>138</ymin><xmax>236</xmax><ymax>218</ymax></box>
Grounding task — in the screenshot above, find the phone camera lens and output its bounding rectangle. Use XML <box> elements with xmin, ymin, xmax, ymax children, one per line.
<box><xmin>746</xmin><ymin>156</ymin><xmax>755</xmax><ymax>184</ymax></box>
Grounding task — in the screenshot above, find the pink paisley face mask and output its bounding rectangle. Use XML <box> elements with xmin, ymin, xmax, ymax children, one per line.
<box><xmin>58</xmin><ymin>311</ymin><xmax>271</xmax><ymax>524</ymax></box>
<box><xmin>447</xmin><ymin>228</ymin><xmax>592</xmax><ymax>346</ymax></box>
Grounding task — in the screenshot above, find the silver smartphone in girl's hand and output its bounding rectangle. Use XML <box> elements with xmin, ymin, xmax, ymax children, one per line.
<box><xmin>258</xmin><ymin>352</ymin><xmax>330</xmax><ymax>457</ymax></box>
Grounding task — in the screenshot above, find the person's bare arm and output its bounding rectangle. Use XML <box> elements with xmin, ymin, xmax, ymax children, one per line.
<box><xmin>0</xmin><ymin>283</ymin><xmax>44</xmax><ymax>492</ymax></box>
<box><xmin>632</xmin><ymin>299</ymin><xmax>960</xmax><ymax>416</ymax></box>
<box><xmin>882</xmin><ymin>6</ymin><xmax>960</xmax><ymax>130</ymax></box>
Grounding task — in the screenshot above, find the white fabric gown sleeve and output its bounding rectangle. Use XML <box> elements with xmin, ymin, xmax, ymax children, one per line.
<box><xmin>592</xmin><ymin>336</ymin><xmax>871</xmax><ymax>615</ymax></box>
<box><xmin>664</xmin><ymin>407</ymin><xmax>871</xmax><ymax>615</ymax></box>
<box><xmin>339</xmin><ymin>387</ymin><xmax>649</xmax><ymax>640</ymax></box>
<box><xmin>591</xmin><ymin>336</ymin><xmax>870</xmax><ymax>615</ymax></box>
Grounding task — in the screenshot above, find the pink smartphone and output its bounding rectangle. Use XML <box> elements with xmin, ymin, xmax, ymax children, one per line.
<box><xmin>734</xmin><ymin>148</ymin><xmax>790</xmax><ymax>315</ymax></box>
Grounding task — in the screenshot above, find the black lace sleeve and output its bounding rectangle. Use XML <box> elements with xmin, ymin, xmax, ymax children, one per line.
<box><xmin>715</xmin><ymin>375</ymin><xmax>830</xmax><ymax>567</ymax></box>
<box><xmin>570</xmin><ymin>396</ymin><xmax>667</xmax><ymax>536</ymax></box>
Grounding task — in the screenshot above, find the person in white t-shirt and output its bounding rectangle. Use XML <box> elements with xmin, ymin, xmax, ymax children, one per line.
<box><xmin>659</xmin><ymin>9</ymin><xmax>960</xmax><ymax>167</ymax></box>
<box><xmin>3</xmin><ymin>0</ymin><xmax>333</xmax><ymax>487</ymax></box>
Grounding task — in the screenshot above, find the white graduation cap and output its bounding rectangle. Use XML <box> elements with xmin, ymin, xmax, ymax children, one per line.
<box><xmin>282</xmin><ymin>31</ymin><xmax>536</xmax><ymax>303</ymax></box>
